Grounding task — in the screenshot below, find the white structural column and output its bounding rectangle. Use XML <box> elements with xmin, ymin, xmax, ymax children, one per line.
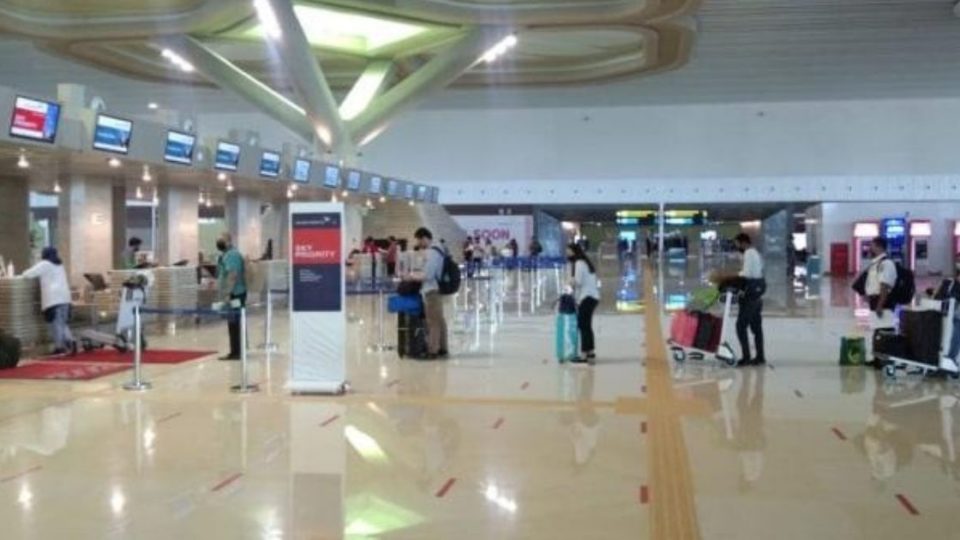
<box><xmin>260</xmin><ymin>199</ymin><xmax>289</xmax><ymax>260</ymax></box>
<box><xmin>349</xmin><ymin>26</ymin><xmax>507</xmax><ymax>146</ymax></box>
<box><xmin>156</xmin><ymin>185</ymin><xmax>200</xmax><ymax>266</ymax></box>
<box><xmin>171</xmin><ymin>36</ymin><xmax>316</xmax><ymax>143</ymax></box>
<box><xmin>226</xmin><ymin>191</ymin><xmax>263</xmax><ymax>261</ymax></box>
<box><xmin>58</xmin><ymin>177</ymin><xmax>115</xmax><ymax>283</ymax></box>
<box><xmin>263</xmin><ymin>0</ymin><xmax>352</xmax><ymax>156</ymax></box>
<box><xmin>0</xmin><ymin>176</ymin><xmax>31</xmax><ymax>272</ymax></box>
<box><xmin>111</xmin><ymin>185</ymin><xmax>128</xmax><ymax>270</ymax></box>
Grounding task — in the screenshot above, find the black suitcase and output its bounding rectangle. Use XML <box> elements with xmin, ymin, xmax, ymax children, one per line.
<box><xmin>0</xmin><ymin>330</ymin><xmax>22</xmax><ymax>369</ymax></box>
<box><xmin>900</xmin><ymin>310</ymin><xmax>942</xmax><ymax>365</ymax></box>
<box><xmin>873</xmin><ymin>328</ymin><xmax>908</xmax><ymax>360</ymax></box>
<box><xmin>397</xmin><ymin>313</ymin><xmax>428</xmax><ymax>359</ymax></box>
<box><xmin>693</xmin><ymin>312</ymin><xmax>720</xmax><ymax>351</ymax></box>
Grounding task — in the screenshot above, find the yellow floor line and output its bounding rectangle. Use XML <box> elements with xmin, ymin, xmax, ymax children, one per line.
<box><xmin>644</xmin><ymin>265</ymin><xmax>703</xmax><ymax>540</ymax></box>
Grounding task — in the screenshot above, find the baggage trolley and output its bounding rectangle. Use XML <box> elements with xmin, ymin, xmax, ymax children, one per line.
<box><xmin>668</xmin><ymin>291</ymin><xmax>737</xmax><ymax>366</ymax></box>
<box><xmin>881</xmin><ymin>299</ymin><xmax>957</xmax><ymax>380</ymax></box>
<box><xmin>77</xmin><ymin>274</ymin><xmax>150</xmax><ymax>353</ymax></box>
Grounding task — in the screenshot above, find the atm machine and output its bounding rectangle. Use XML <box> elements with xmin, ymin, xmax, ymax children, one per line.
<box><xmin>881</xmin><ymin>217</ymin><xmax>908</xmax><ymax>266</ymax></box>
<box><xmin>853</xmin><ymin>221</ymin><xmax>879</xmax><ymax>272</ymax></box>
<box><xmin>908</xmin><ymin>220</ymin><xmax>932</xmax><ymax>275</ymax></box>
<box><xmin>954</xmin><ymin>221</ymin><xmax>960</xmax><ymax>270</ymax></box>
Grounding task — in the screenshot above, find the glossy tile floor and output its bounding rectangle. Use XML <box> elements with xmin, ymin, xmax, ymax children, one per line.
<box><xmin>1</xmin><ymin>259</ymin><xmax>957</xmax><ymax>539</ymax></box>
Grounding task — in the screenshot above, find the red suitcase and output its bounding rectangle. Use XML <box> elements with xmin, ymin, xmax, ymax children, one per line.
<box><xmin>670</xmin><ymin>311</ymin><xmax>699</xmax><ymax>347</ymax></box>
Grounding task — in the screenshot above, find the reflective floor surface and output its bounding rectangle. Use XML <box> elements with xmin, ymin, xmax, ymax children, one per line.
<box><xmin>0</xmin><ymin>259</ymin><xmax>957</xmax><ymax>539</ymax></box>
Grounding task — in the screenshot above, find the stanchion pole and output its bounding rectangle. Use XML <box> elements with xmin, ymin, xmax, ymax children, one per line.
<box><xmin>232</xmin><ymin>307</ymin><xmax>260</xmax><ymax>393</ymax></box>
<box><xmin>259</xmin><ymin>289</ymin><xmax>278</xmax><ymax>353</ymax></box>
<box><xmin>372</xmin><ymin>286</ymin><xmax>395</xmax><ymax>352</ymax></box>
<box><xmin>123</xmin><ymin>305</ymin><xmax>151</xmax><ymax>391</ymax></box>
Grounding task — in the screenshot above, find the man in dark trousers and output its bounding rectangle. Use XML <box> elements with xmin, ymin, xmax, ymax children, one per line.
<box><xmin>733</xmin><ymin>233</ymin><xmax>767</xmax><ymax>367</ymax></box>
<box><xmin>216</xmin><ymin>232</ymin><xmax>247</xmax><ymax>361</ymax></box>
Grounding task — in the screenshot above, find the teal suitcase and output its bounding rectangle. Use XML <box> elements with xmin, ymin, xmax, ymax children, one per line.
<box><xmin>556</xmin><ymin>313</ymin><xmax>579</xmax><ymax>363</ymax></box>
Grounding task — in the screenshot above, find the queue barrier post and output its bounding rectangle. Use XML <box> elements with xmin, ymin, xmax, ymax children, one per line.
<box><xmin>231</xmin><ymin>307</ymin><xmax>260</xmax><ymax>394</ymax></box>
<box><xmin>123</xmin><ymin>305</ymin><xmax>152</xmax><ymax>391</ymax></box>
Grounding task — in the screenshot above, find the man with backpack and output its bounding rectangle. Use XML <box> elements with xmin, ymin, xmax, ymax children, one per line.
<box><xmin>861</xmin><ymin>236</ymin><xmax>909</xmax><ymax>368</ymax></box>
<box><xmin>406</xmin><ymin>227</ymin><xmax>460</xmax><ymax>359</ymax></box>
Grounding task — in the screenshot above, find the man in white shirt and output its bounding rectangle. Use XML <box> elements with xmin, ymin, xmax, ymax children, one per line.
<box><xmin>865</xmin><ymin>237</ymin><xmax>897</xmax><ymax>323</ymax></box>
<box><xmin>734</xmin><ymin>233</ymin><xmax>766</xmax><ymax>367</ymax></box>
<box><xmin>407</xmin><ymin>228</ymin><xmax>448</xmax><ymax>359</ymax></box>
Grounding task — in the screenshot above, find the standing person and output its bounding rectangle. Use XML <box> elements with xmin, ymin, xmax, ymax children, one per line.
<box><xmin>406</xmin><ymin>228</ymin><xmax>448</xmax><ymax>359</ymax></box>
<box><xmin>362</xmin><ymin>236</ymin><xmax>381</xmax><ymax>285</ymax></box>
<box><xmin>936</xmin><ymin>268</ymin><xmax>960</xmax><ymax>369</ymax></box>
<box><xmin>463</xmin><ymin>238</ymin><xmax>475</xmax><ymax>278</ymax></box>
<box><xmin>123</xmin><ymin>237</ymin><xmax>143</xmax><ymax>269</ymax></box>
<box><xmin>508</xmin><ymin>238</ymin><xmax>519</xmax><ymax>264</ymax></box>
<box><xmin>22</xmin><ymin>247</ymin><xmax>77</xmax><ymax>356</ymax></box>
<box><xmin>472</xmin><ymin>236</ymin><xmax>485</xmax><ymax>275</ymax></box>
<box><xmin>216</xmin><ymin>233</ymin><xmax>247</xmax><ymax>361</ymax></box>
<box><xmin>386</xmin><ymin>236</ymin><xmax>399</xmax><ymax>278</ymax></box>
<box><xmin>567</xmin><ymin>243</ymin><xmax>600</xmax><ymax>365</ymax></box>
<box><xmin>733</xmin><ymin>233</ymin><xmax>767</xmax><ymax>367</ymax></box>
<box><xmin>863</xmin><ymin>236</ymin><xmax>898</xmax><ymax>369</ymax></box>
<box><xmin>529</xmin><ymin>237</ymin><xmax>543</xmax><ymax>259</ymax></box>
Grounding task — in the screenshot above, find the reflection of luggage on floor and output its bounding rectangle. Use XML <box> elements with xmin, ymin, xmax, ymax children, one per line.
<box><xmin>900</xmin><ymin>310</ymin><xmax>942</xmax><ymax>365</ymax></box>
<box><xmin>556</xmin><ymin>313</ymin><xmax>579</xmax><ymax>363</ymax></box>
<box><xmin>693</xmin><ymin>312</ymin><xmax>722</xmax><ymax>352</ymax></box>
<box><xmin>873</xmin><ymin>328</ymin><xmax>908</xmax><ymax>360</ymax></box>
<box><xmin>0</xmin><ymin>330</ymin><xmax>21</xmax><ymax>369</ymax></box>
<box><xmin>839</xmin><ymin>336</ymin><xmax>866</xmax><ymax>366</ymax></box>
<box><xmin>397</xmin><ymin>312</ymin><xmax>428</xmax><ymax>359</ymax></box>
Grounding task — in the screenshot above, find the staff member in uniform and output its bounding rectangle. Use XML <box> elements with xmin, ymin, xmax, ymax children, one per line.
<box><xmin>216</xmin><ymin>232</ymin><xmax>247</xmax><ymax>361</ymax></box>
<box><xmin>734</xmin><ymin>233</ymin><xmax>766</xmax><ymax>367</ymax></box>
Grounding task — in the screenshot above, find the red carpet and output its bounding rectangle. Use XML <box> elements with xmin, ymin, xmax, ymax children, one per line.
<box><xmin>0</xmin><ymin>362</ymin><xmax>130</xmax><ymax>381</ymax></box>
<box><xmin>45</xmin><ymin>349</ymin><xmax>217</xmax><ymax>365</ymax></box>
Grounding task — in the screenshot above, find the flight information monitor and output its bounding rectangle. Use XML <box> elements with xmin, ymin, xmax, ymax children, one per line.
<box><xmin>346</xmin><ymin>170</ymin><xmax>362</xmax><ymax>191</ymax></box>
<box><xmin>404</xmin><ymin>184</ymin><xmax>415</xmax><ymax>200</ymax></box>
<box><xmin>368</xmin><ymin>176</ymin><xmax>383</xmax><ymax>194</ymax></box>
<box><xmin>293</xmin><ymin>159</ymin><xmax>311</xmax><ymax>183</ymax></box>
<box><xmin>93</xmin><ymin>114</ymin><xmax>133</xmax><ymax>154</ymax></box>
<box><xmin>323</xmin><ymin>165</ymin><xmax>341</xmax><ymax>188</ymax></box>
<box><xmin>164</xmin><ymin>130</ymin><xmax>196</xmax><ymax>165</ymax></box>
<box><xmin>9</xmin><ymin>96</ymin><xmax>61</xmax><ymax>143</ymax></box>
<box><xmin>416</xmin><ymin>185</ymin><xmax>428</xmax><ymax>201</ymax></box>
<box><xmin>215</xmin><ymin>141</ymin><xmax>241</xmax><ymax>171</ymax></box>
<box><xmin>386</xmin><ymin>179</ymin><xmax>399</xmax><ymax>197</ymax></box>
<box><xmin>259</xmin><ymin>150</ymin><xmax>281</xmax><ymax>178</ymax></box>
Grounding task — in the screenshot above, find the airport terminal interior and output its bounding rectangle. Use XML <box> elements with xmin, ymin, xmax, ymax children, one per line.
<box><xmin>1</xmin><ymin>1</ymin><xmax>960</xmax><ymax>539</ymax></box>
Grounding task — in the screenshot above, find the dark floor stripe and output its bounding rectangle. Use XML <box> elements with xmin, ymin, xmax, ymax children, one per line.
<box><xmin>794</xmin><ymin>390</ymin><xmax>804</xmax><ymax>398</ymax></box>
<box><xmin>435</xmin><ymin>478</ymin><xmax>457</xmax><ymax>498</ymax></box>
<box><xmin>641</xmin><ymin>421</ymin><xmax>648</xmax><ymax>434</ymax></box>
<box><xmin>0</xmin><ymin>465</ymin><xmax>42</xmax><ymax>483</ymax></box>
<box><xmin>520</xmin><ymin>382</ymin><xmax>530</xmax><ymax>391</ymax></box>
<box><xmin>896</xmin><ymin>493</ymin><xmax>920</xmax><ymax>516</ymax></box>
<box><xmin>492</xmin><ymin>417</ymin><xmax>505</xmax><ymax>430</ymax></box>
<box><xmin>156</xmin><ymin>412</ymin><xmax>182</xmax><ymax>424</ymax></box>
<box><xmin>320</xmin><ymin>415</ymin><xmax>340</xmax><ymax>427</ymax></box>
<box><xmin>211</xmin><ymin>473</ymin><xmax>243</xmax><ymax>492</ymax></box>
<box><xmin>639</xmin><ymin>485</ymin><xmax>650</xmax><ymax>505</ymax></box>
<box><xmin>831</xmin><ymin>427</ymin><xmax>847</xmax><ymax>441</ymax></box>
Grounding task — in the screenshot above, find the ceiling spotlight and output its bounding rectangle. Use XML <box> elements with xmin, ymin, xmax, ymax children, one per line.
<box><xmin>226</xmin><ymin>182</ymin><xmax>234</xmax><ymax>192</ymax></box>
<box><xmin>152</xmin><ymin>191</ymin><xmax>160</xmax><ymax>205</ymax></box>
<box><xmin>341</xmin><ymin>189</ymin><xmax>349</xmax><ymax>197</ymax></box>
<box><xmin>482</xmin><ymin>33</ymin><xmax>519</xmax><ymax>64</ymax></box>
<box><xmin>142</xmin><ymin>166</ymin><xmax>152</xmax><ymax>182</ymax></box>
<box><xmin>379</xmin><ymin>195</ymin><xmax>386</xmax><ymax>203</ymax></box>
<box><xmin>160</xmin><ymin>48</ymin><xmax>195</xmax><ymax>73</ymax></box>
<box><xmin>16</xmin><ymin>151</ymin><xmax>29</xmax><ymax>169</ymax></box>
<box><xmin>331</xmin><ymin>194</ymin><xmax>338</xmax><ymax>203</ymax></box>
<box><xmin>290</xmin><ymin>183</ymin><xmax>299</xmax><ymax>192</ymax></box>
<box><xmin>408</xmin><ymin>200</ymin><xmax>415</xmax><ymax>207</ymax></box>
<box><xmin>148</xmin><ymin>102</ymin><xmax>159</xmax><ymax>110</ymax></box>
<box><xmin>135</xmin><ymin>186</ymin><xmax>143</xmax><ymax>199</ymax></box>
<box><xmin>286</xmin><ymin>188</ymin><xmax>294</xmax><ymax>199</ymax></box>
<box><xmin>53</xmin><ymin>182</ymin><xmax>62</xmax><ymax>194</ymax></box>
<box><xmin>108</xmin><ymin>157</ymin><xmax>122</xmax><ymax>168</ymax></box>
<box><xmin>217</xmin><ymin>172</ymin><xmax>228</xmax><ymax>182</ymax></box>
<box><xmin>198</xmin><ymin>192</ymin><xmax>205</xmax><ymax>204</ymax></box>
<box><xmin>205</xmin><ymin>198</ymin><xmax>212</xmax><ymax>208</ymax></box>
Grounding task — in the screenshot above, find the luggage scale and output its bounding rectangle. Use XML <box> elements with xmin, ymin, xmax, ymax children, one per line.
<box><xmin>668</xmin><ymin>291</ymin><xmax>738</xmax><ymax>367</ymax></box>
<box><xmin>880</xmin><ymin>299</ymin><xmax>957</xmax><ymax>380</ymax></box>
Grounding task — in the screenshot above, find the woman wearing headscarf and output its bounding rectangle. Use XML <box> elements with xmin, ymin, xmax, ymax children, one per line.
<box><xmin>22</xmin><ymin>247</ymin><xmax>76</xmax><ymax>356</ymax></box>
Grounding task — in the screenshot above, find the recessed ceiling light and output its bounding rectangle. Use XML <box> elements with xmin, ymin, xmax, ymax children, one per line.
<box><xmin>148</xmin><ymin>102</ymin><xmax>159</xmax><ymax>110</ymax></box>
<box><xmin>108</xmin><ymin>157</ymin><xmax>122</xmax><ymax>168</ymax></box>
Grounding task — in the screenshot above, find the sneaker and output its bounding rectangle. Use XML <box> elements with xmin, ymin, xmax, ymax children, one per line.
<box><xmin>736</xmin><ymin>359</ymin><xmax>755</xmax><ymax>368</ymax></box>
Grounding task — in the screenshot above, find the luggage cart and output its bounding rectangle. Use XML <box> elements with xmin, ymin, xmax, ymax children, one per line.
<box><xmin>77</xmin><ymin>274</ymin><xmax>150</xmax><ymax>353</ymax></box>
<box><xmin>668</xmin><ymin>291</ymin><xmax>738</xmax><ymax>366</ymax></box>
<box><xmin>881</xmin><ymin>299</ymin><xmax>957</xmax><ymax>380</ymax></box>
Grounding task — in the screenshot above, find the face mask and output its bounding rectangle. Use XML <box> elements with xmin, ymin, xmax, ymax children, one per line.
<box><xmin>216</xmin><ymin>240</ymin><xmax>228</xmax><ymax>252</ymax></box>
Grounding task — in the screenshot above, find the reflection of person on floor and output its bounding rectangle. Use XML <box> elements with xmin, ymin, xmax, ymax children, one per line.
<box><xmin>559</xmin><ymin>368</ymin><xmax>599</xmax><ymax>468</ymax></box>
<box><xmin>855</xmin><ymin>371</ymin><xmax>960</xmax><ymax>483</ymax></box>
<box><xmin>735</xmin><ymin>368</ymin><xmax>767</xmax><ymax>492</ymax></box>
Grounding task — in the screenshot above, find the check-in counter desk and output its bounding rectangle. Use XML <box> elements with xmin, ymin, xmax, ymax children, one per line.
<box><xmin>106</xmin><ymin>266</ymin><xmax>199</xmax><ymax>322</ymax></box>
<box><xmin>0</xmin><ymin>277</ymin><xmax>46</xmax><ymax>346</ymax></box>
<box><xmin>197</xmin><ymin>260</ymin><xmax>289</xmax><ymax>308</ymax></box>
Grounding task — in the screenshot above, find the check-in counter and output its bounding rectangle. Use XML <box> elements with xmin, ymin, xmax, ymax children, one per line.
<box><xmin>108</xmin><ymin>266</ymin><xmax>198</xmax><ymax>320</ymax></box>
<box><xmin>0</xmin><ymin>277</ymin><xmax>47</xmax><ymax>346</ymax></box>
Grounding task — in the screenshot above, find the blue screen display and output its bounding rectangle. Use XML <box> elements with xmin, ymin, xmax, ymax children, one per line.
<box><xmin>404</xmin><ymin>184</ymin><xmax>415</xmax><ymax>199</ymax></box>
<box><xmin>93</xmin><ymin>114</ymin><xmax>133</xmax><ymax>154</ymax></box>
<box><xmin>324</xmin><ymin>165</ymin><xmax>341</xmax><ymax>188</ymax></box>
<box><xmin>293</xmin><ymin>159</ymin><xmax>311</xmax><ymax>183</ymax></box>
<box><xmin>215</xmin><ymin>141</ymin><xmax>241</xmax><ymax>171</ymax></box>
<box><xmin>416</xmin><ymin>185</ymin><xmax>428</xmax><ymax>201</ymax></box>
<box><xmin>369</xmin><ymin>176</ymin><xmax>382</xmax><ymax>194</ymax></box>
<box><xmin>259</xmin><ymin>151</ymin><xmax>281</xmax><ymax>178</ymax></box>
<box><xmin>164</xmin><ymin>130</ymin><xmax>195</xmax><ymax>165</ymax></box>
<box><xmin>346</xmin><ymin>171</ymin><xmax>362</xmax><ymax>191</ymax></box>
<box><xmin>386</xmin><ymin>179</ymin><xmax>398</xmax><ymax>196</ymax></box>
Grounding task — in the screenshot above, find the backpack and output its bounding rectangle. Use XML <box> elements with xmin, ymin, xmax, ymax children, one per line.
<box><xmin>433</xmin><ymin>247</ymin><xmax>461</xmax><ymax>295</ymax></box>
<box><xmin>889</xmin><ymin>260</ymin><xmax>915</xmax><ymax>306</ymax></box>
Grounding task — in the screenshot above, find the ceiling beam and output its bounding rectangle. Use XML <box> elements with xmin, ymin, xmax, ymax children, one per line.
<box><xmin>340</xmin><ymin>60</ymin><xmax>396</xmax><ymax>122</ymax></box>
<box><xmin>348</xmin><ymin>26</ymin><xmax>511</xmax><ymax>147</ymax></box>
<box><xmin>167</xmin><ymin>36</ymin><xmax>316</xmax><ymax>143</ymax></box>
<box><xmin>261</xmin><ymin>0</ymin><xmax>353</xmax><ymax>158</ymax></box>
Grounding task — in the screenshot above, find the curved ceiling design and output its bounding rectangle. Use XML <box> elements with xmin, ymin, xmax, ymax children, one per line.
<box><xmin>0</xmin><ymin>0</ymin><xmax>701</xmax><ymax>90</ymax></box>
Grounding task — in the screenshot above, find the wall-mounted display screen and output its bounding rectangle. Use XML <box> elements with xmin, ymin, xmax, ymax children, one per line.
<box><xmin>164</xmin><ymin>130</ymin><xmax>195</xmax><ymax>165</ymax></box>
<box><xmin>346</xmin><ymin>170</ymin><xmax>362</xmax><ymax>191</ymax></box>
<box><xmin>93</xmin><ymin>114</ymin><xmax>133</xmax><ymax>154</ymax></box>
<box><xmin>416</xmin><ymin>185</ymin><xmax>428</xmax><ymax>201</ymax></box>
<box><xmin>404</xmin><ymin>184</ymin><xmax>415</xmax><ymax>200</ymax></box>
<box><xmin>259</xmin><ymin>151</ymin><xmax>281</xmax><ymax>178</ymax></box>
<box><xmin>323</xmin><ymin>165</ymin><xmax>341</xmax><ymax>188</ymax></box>
<box><xmin>9</xmin><ymin>96</ymin><xmax>61</xmax><ymax>143</ymax></box>
<box><xmin>369</xmin><ymin>176</ymin><xmax>383</xmax><ymax>194</ymax></box>
<box><xmin>293</xmin><ymin>159</ymin><xmax>311</xmax><ymax>183</ymax></box>
<box><xmin>215</xmin><ymin>141</ymin><xmax>241</xmax><ymax>171</ymax></box>
<box><xmin>386</xmin><ymin>179</ymin><xmax>399</xmax><ymax>197</ymax></box>
<box><xmin>430</xmin><ymin>188</ymin><xmax>439</xmax><ymax>204</ymax></box>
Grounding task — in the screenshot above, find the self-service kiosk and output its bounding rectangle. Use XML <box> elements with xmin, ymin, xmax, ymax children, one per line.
<box><xmin>908</xmin><ymin>220</ymin><xmax>931</xmax><ymax>275</ymax></box>
<box><xmin>853</xmin><ymin>221</ymin><xmax>879</xmax><ymax>272</ymax></box>
<box><xmin>880</xmin><ymin>217</ymin><xmax>908</xmax><ymax>266</ymax></box>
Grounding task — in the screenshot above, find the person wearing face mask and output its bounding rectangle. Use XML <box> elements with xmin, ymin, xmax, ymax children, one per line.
<box><xmin>22</xmin><ymin>247</ymin><xmax>77</xmax><ymax>356</ymax></box>
<box><xmin>216</xmin><ymin>232</ymin><xmax>247</xmax><ymax>361</ymax></box>
<box><xmin>733</xmin><ymin>233</ymin><xmax>767</xmax><ymax>367</ymax></box>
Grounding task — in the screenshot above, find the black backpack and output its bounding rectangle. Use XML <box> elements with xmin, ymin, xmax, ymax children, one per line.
<box><xmin>853</xmin><ymin>257</ymin><xmax>915</xmax><ymax>307</ymax></box>
<box><xmin>433</xmin><ymin>247</ymin><xmax>461</xmax><ymax>295</ymax></box>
